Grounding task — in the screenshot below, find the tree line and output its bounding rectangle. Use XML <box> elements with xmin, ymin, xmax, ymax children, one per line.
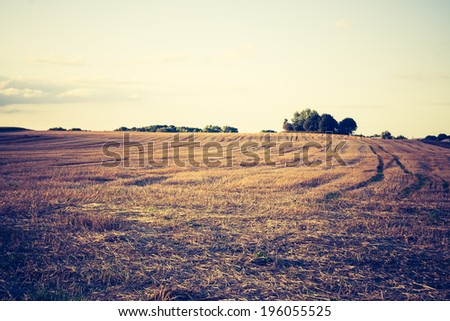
<box><xmin>49</xmin><ymin>127</ymin><xmax>84</xmax><ymax>131</ymax></box>
<box><xmin>282</xmin><ymin>109</ymin><xmax>357</xmax><ymax>135</ymax></box>
<box><xmin>423</xmin><ymin>133</ymin><xmax>448</xmax><ymax>141</ymax></box>
<box><xmin>113</xmin><ymin>124</ymin><xmax>238</xmax><ymax>133</ymax></box>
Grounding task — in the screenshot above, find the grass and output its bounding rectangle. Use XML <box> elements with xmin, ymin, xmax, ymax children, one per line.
<box><xmin>0</xmin><ymin>131</ymin><xmax>449</xmax><ymax>300</ymax></box>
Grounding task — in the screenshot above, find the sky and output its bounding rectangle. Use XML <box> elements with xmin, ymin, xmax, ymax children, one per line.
<box><xmin>0</xmin><ymin>0</ymin><xmax>449</xmax><ymax>137</ymax></box>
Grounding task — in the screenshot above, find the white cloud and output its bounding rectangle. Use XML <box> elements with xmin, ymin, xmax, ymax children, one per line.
<box><xmin>219</xmin><ymin>45</ymin><xmax>256</xmax><ymax>62</ymax></box>
<box><xmin>22</xmin><ymin>89</ymin><xmax>44</xmax><ymax>98</ymax></box>
<box><xmin>0</xmin><ymin>75</ymin><xmax>250</xmax><ymax>108</ymax></box>
<box><xmin>0</xmin><ymin>76</ymin><xmax>139</xmax><ymax>107</ymax></box>
<box><xmin>0</xmin><ymin>88</ymin><xmax>21</xmax><ymax>96</ymax></box>
<box><xmin>0</xmin><ymin>87</ymin><xmax>43</xmax><ymax>98</ymax></box>
<box><xmin>33</xmin><ymin>55</ymin><xmax>88</xmax><ymax>66</ymax></box>
<box><xmin>129</xmin><ymin>54</ymin><xmax>187</xmax><ymax>63</ymax></box>
<box><xmin>0</xmin><ymin>80</ymin><xmax>12</xmax><ymax>90</ymax></box>
<box><xmin>58</xmin><ymin>88</ymin><xmax>102</xmax><ymax>98</ymax></box>
<box><xmin>336</xmin><ymin>19</ymin><xmax>351</xmax><ymax>30</ymax></box>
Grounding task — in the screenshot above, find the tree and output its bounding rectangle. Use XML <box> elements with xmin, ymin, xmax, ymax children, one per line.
<box><xmin>437</xmin><ymin>133</ymin><xmax>448</xmax><ymax>141</ymax></box>
<box><xmin>303</xmin><ymin>110</ymin><xmax>321</xmax><ymax>132</ymax></box>
<box><xmin>424</xmin><ymin>135</ymin><xmax>437</xmax><ymax>141</ymax></box>
<box><xmin>291</xmin><ymin>111</ymin><xmax>304</xmax><ymax>131</ymax></box>
<box><xmin>338</xmin><ymin>118</ymin><xmax>357</xmax><ymax>135</ymax></box>
<box><xmin>222</xmin><ymin>126</ymin><xmax>238</xmax><ymax>133</ymax></box>
<box><xmin>261</xmin><ymin>129</ymin><xmax>276</xmax><ymax>133</ymax></box>
<box><xmin>291</xmin><ymin>122</ymin><xmax>304</xmax><ymax>131</ymax></box>
<box><xmin>49</xmin><ymin>127</ymin><xmax>67</xmax><ymax>131</ymax></box>
<box><xmin>395</xmin><ymin>135</ymin><xmax>407</xmax><ymax>140</ymax></box>
<box><xmin>156</xmin><ymin>125</ymin><xmax>177</xmax><ymax>132</ymax></box>
<box><xmin>284</xmin><ymin>110</ymin><xmax>357</xmax><ymax>134</ymax></box>
<box><xmin>282</xmin><ymin>119</ymin><xmax>293</xmax><ymax>131</ymax></box>
<box><xmin>381</xmin><ymin>130</ymin><xmax>392</xmax><ymax>139</ymax></box>
<box><xmin>318</xmin><ymin>113</ymin><xmax>338</xmax><ymax>133</ymax></box>
<box><xmin>177</xmin><ymin>126</ymin><xmax>202</xmax><ymax>132</ymax></box>
<box><xmin>291</xmin><ymin>109</ymin><xmax>317</xmax><ymax>132</ymax></box>
<box><xmin>203</xmin><ymin>125</ymin><xmax>223</xmax><ymax>133</ymax></box>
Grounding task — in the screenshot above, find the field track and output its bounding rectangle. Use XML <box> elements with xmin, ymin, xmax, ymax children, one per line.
<box><xmin>0</xmin><ymin>131</ymin><xmax>449</xmax><ymax>300</ymax></box>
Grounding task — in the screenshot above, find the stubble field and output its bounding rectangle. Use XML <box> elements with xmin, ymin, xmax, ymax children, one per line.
<box><xmin>0</xmin><ymin>131</ymin><xmax>448</xmax><ymax>300</ymax></box>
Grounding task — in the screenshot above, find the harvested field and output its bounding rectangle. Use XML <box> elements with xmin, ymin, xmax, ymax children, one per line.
<box><xmin>0</xmin><ymin>131</ymin><xmax>448</xmax><ymax>300</ymax></box>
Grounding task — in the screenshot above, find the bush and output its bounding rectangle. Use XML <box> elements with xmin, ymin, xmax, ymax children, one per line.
<box><xmin>319</xmin><ymin>114</ymin><xmax>338</xmax><ymax>133</ymax></box>
<box><xmin>381</xmin><ymin>131</ymin><xmax>392</xmax><ymax>139</ymax></box>
<box><xmin>284</xmin><ymin>109</ymin><xmax>357</xmax><ymax>134</ymax></box>
<box><xmin>282</xmin><ymin>119</ymin><xmax>294</xmax><ymax>132</ymax></box>
<box><xmin>203</xmin><ymin>125</ymin><xmax>223</xmax><ymax>133</ymax></box>
<box><xmin>222</xmin><ymin>126</ymin><xmax>238</xmax><ymax>133</ymax></box>
<box><xmin>114</xmin><ymin>127</ymin><xmax>129</xmax><ymax>131</ymax></box>
<box><xmin>338</xmin><ymin>118</ymin><xmax>358</xmax><ymax>135</ymax></box>
<box><xmin>49</xmin><ymin>127</ymin><xmax>67</xmax><ymax>131</ymax></box>
<box><xmin>177</xmin><ymin>127</ymin><xmax>202</xmax><ymax>133</ymax></box>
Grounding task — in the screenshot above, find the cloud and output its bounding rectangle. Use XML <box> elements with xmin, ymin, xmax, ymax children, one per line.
<box><xmin>0</xmin><ymin>88</ymin><xmax>21</xmax><ymax>96</ymax></box>
<box><xmin>58</xmin><ymin>88</ymin><xmax>103</xmax><ymax>98</ymax></box>
<box><xmin>128</xmin><ymin>54</ymin><xmax>187</xmax><ymax>63</ymax></box>
<box><xmin>0</xmin><ymin>87</ymin><xmax>43</xmax><ymax>98</ymax></box>
<box><xmin>33</xmin><ymin>55</ymin><xmax>88</xmax><ymax>66</ymax></box>
<box><xmin>0</xmin><ymin>79</ymin><xmax>12</xmax><ymax>90</ymax></box>
<box><xmin>336</xmin><ymin>19</ymin><xmax>351</xmax><ymax>30</ymax></box>
<box><xmin>0</xmin><ymin>75</ymin><xmax>252</xmax><ymax>108</ymax></box>
<box><xmin>22</xmin><ymin>88</ymin><xmax>44</xmax><ymax>98</ymax></box>
<box><xmin>219</xmin><ymin>45</ymin><xmax>256</xmax><ymax>62</ymax></box>
<box><xmin>0</xmin><ymin>76</ymin><xmax>140</xmax><ymax>107</ymax></box>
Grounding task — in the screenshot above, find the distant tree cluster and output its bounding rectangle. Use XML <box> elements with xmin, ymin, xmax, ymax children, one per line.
<box><xmin>49</xmin><ymin>127</ymin><xmax>85</xmax><ymax>131</ymax></box>
<box><xmin>114</xmin><ymin>125</ymin><xmax>238</xmax><ymax>133</ymax></box>
<box><xmin>380</xmin><ymin>131</ymin><xmax>408</xmax><ymax>140</ymax></box>
<box><xmin>423</xmin><ymin>133</ymin><xmax>448</xmax><ymax>141</ymax></box>
<box><xmin>261</xmin><ymin>129</ymin><xmax>277</xmax><ymax>133</ymax></box>
<box><xmin>381</xmin><ymin>131</ymin><xmax>392</xmax><ymax>139</ymax></box>
<box><xmin>282</xmin><ymin>109</ymin><xmax>357</xmax><ymax>135</ymax></box>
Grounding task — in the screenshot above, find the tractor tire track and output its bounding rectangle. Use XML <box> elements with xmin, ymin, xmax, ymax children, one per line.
<box><xmin>322</xmin><ymin>144</ymin><xmax>384</xmax><ymax>201</ymax></box>
<box><xmin>373</xmin><ymin>143</ymin><xmax>435</xmax><ymax>198</ymax></box>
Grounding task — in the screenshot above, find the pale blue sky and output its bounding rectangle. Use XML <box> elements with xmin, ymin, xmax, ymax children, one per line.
<box><xmin>0</xmin><ymin>0</ymin><xmax>449</xmax><ymax>136</ymax></box>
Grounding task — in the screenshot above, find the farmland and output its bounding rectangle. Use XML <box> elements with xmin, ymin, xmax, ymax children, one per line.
<box><xmin>0</xmin><ymin>131</ymin><xmax>448</xmax><ymax>300</ymax></box>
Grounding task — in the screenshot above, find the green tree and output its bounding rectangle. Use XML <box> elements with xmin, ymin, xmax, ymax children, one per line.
<box><xmin>291</xmin><ymin>109</ymin><xmax>316</xmax><ymax>131</ymax></box>
<box><xmin>203</xmin><ymin>125</ymin><xmax>223</xmax><ymax>133</ymax></box>
<box><xmin>338</xmin><ymin>118</ymin><xmax>358</xmax><ymax>135</ymax></box>
<box><xmin>437</xmin><ymin>133</ymin><xmax>448</xmax><ymax>141</ymax></box>
<box><xmin>282</xmin><ymin>119</ymin><xmax>293</xmax><ymax>131</ymax></box>
<box><xmin>49</xmin><ymin>127</ymin><xmax>67</xmax><ymax>131</ymax></box>
<box><xmin>303</xmin><ymin>110</ymin><xmax>321</xmax><ymax>132</ymax></box>
<box><xmin>381</xmin><ymin>130</ymin><xmax>392</xmax><ymax>139</ymax></box>
<box><xmin>222</xmin><ymin>126</ymin><xmax>238</xmax><ymax>133</ymax></box>
<box><xmin>318</xmin><ymin>113</ymin><xmax>338</xmax><ymax>133</ymax></box>
<box><xmin>177</xmin><ymin>126</ymin><xmax>202</xmax><ymax>132</ymax></box>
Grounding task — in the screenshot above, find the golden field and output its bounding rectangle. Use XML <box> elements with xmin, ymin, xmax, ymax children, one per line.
<box><xmin>0</xmin><ymin>131</ymin><xmax>448</xmax><ymax>300</ymax></box>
